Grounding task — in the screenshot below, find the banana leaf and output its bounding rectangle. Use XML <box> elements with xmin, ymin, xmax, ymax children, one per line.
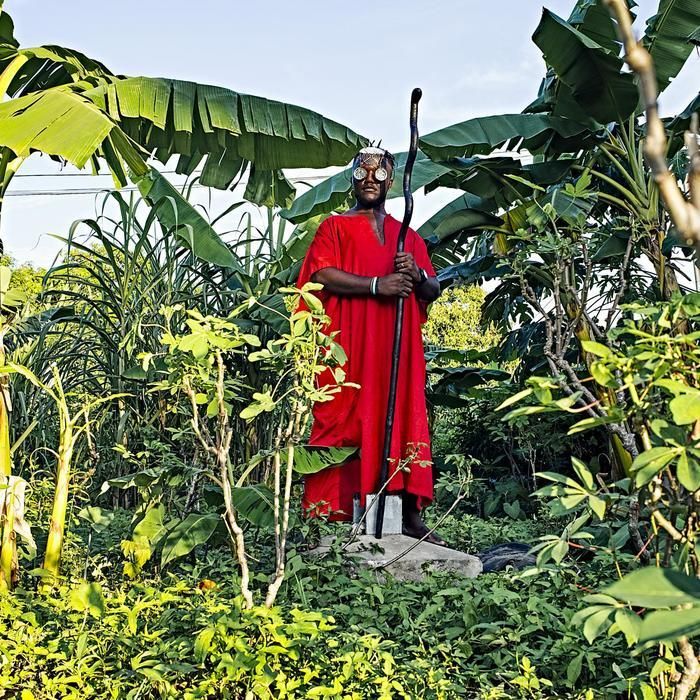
<box><xmin>135</xmin><ymin>168</ymin><xmax>240</xmax><ymax>270</ymax></box>
<box><xmin>567</xmin><ymin>0</ymin><xmax>623</xmax><ymax>54</ymax></box>
<box><xmin>419</xmin><ymin>113</ymin><xmax>590</xmax><ymax>162</ymax></box>
<box><xmin>436</xmin><ymin>254</ymin><xmax>508</xmax><ymax>286</ymax></box>
<box><xmin>425</xmin><ymin>157</ymin><xmax>576</xmax><ymax>208</ymax></box>
<box><xmin>526</xmin><ymin>0</ymin><xmax>624</xmax><ymax>118</ymax></box>
<box><xmin>418</xmin><ymin>192</ymin><xmax>498</xmax><ymax>240</ymax></box>
<box><xmin>84</xmin><ymin>77</ymin><xmax>367</xmax><ymax>175</ymax></box>
<box><xmin>419</xmin><ymin>195</ymin><xmax>502</xmax><ymax>247</ymax></box>
<box><xmin>667</xmin><ymin>91</ymin><xmax>700</xmax><ymax>132</ymax></box>
<box><xmin>293</xmin><ymin>445</ymin><xmax>358</xmax><ymax>474</ymax></box>
<box><xmin>532</xmin><ymin>9</ymin><xmax>638</xmax><ymax>124</ymax></box>
<box><xmin>0</xmin><ymin>2</ymin><xmax>17</xmax><ymax>48</ymax></box>
<box><xmin>0</xmin><ymin>45</ymin><xmax>113</xmax><ymax>95</ymax></box>
<box><xmin>0</xmin><ymin>88</ymin><xmax>239</xmax><ymax>268</ymax></box>
<box><xmin>428</xmin><ymin>366</ymin><xmax>511</xmax><ymax>407</ymax></box>
<box><xmin>643</xmin><ymin>0</ymin><xmax>700</xmax><ymax>93</ymax></box>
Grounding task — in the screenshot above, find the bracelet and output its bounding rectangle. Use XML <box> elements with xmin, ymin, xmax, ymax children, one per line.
<box><xmin>370</xmin><ymin>276</ymin><xmax>378</xmax><ymax>295</ymax></box>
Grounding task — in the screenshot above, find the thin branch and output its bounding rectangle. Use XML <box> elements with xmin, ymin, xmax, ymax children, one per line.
<box><xmin>676</xmin><ymin>637</ymin><xmax>700</xmax><ymax>700</ymax></box>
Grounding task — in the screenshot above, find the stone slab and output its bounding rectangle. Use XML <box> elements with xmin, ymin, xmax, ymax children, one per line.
<box><xmin>311</xmin><ymin>534</ymin><xmax>483</xmax><ymax>582</ymax></box>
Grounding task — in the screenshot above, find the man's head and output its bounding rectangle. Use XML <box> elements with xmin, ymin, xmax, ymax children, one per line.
<box><xmin>351</xmin><ymin>147</ymin><xmax>395</xmax><ymax>209</ymax></box>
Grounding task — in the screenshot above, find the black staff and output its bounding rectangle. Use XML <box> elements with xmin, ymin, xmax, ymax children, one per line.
<box><xmin>374</xmin><ymin>88</ymin><xmax>422</xmax><ymax>539</ymax></box>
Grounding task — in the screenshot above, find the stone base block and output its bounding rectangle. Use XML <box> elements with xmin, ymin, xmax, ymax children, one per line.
<box><xmin>364</xmin><ymin>494</ymin><xmax>402</xmax><ymax>536</ymax></box>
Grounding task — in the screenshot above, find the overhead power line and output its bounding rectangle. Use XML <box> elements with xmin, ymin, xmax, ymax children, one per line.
<box><xmin>5</xmin><ymin>172</ymin><xmax>335</xmax><ymax>198</ymax></box>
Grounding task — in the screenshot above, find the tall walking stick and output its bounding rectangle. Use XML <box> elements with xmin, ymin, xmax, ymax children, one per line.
<box><xmin>374</xmin><ymin>88</ymin><xmax>422</xmax><ymax>539</ymax></box>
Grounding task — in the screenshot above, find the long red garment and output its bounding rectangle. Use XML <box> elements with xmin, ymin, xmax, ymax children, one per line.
<box><xmin>297</xmin><ymin>213</ymin><xmax>436</xmax><ymax>520</ymax></box>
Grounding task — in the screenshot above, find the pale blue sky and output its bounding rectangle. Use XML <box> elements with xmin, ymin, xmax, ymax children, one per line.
<box><xmin>4</xmin><ymin>0</ymin><xmax>699</xmax><ymax>266</ymax></box>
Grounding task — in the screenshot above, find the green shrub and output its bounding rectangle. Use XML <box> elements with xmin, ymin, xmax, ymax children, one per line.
<box><xmin>0</xmin><ymin>527</ymin><xmax>653</xmax><ymax>700</ymax></box>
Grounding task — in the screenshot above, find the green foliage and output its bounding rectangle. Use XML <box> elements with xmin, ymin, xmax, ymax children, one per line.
<box><xmin>160</xmin><ymin>513</ymin><xmax>220</xmax><ymax>568</ymax></box>
<box><xmin>0</xmin><ymin>255</ymin><xmax>45</xmax><ymax>304</ymax></box>
<box><xmin>0</xmin><ymin>534</ymin><xmax>650</xmax><ymax>699</ymax></box>
<box><xmin>434</xmin><ymin>513</ymin><xmax>555</xmax><ymax>553</ymax></box>
<box><xmin>505</xmin><ymin>293</ymin><xmax>700</xmax><ymax>695</ymax></box>
<box><xmin>423</xmin><ymin>285</ymin><xmax>500</xmax><ymax>352</ymax></box>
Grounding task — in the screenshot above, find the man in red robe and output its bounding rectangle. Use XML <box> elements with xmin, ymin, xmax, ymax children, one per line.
<box><xmin>297</xmin><ymin>147</ymin><xmax>442</xmax><ymax>542</ymax></box>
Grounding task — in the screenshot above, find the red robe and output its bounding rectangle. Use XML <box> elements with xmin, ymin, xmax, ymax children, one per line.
<box><xmin>297</xmin><ymin>213</ymin><xmax>436</xmax><ymax>520</ymax></box>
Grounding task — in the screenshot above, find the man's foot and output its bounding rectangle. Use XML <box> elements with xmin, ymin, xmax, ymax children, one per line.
<box><xmin>402</xmin><ymin>495</ymin><xmax>447</xmax><ymax>547</ymax></box>
<box><xmin>402</xmin><ymin>522</ymin><xmax>448</xmax><ymax>547</ymax></box>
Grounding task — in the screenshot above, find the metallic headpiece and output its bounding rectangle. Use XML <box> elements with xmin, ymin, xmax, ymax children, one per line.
<box><xmin>353</xmin><ymin>147</ymin><xmax>390</xmax><ymax>182</ymax></box>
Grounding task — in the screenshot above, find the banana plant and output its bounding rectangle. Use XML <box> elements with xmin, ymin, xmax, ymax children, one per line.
<box><xmin>282</xmin><ymin>0</ymin><xmax>699</xmax><ymax>290</ymax></box>
<box><xmin>0</xmin><ymin>2</ymin><xmax>367</xmax><ymax>267</ymax></box>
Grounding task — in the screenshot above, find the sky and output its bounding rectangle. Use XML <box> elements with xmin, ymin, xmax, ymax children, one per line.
<box><xmin>3</xmin><ymin>0</ymin><xmax>699</xmax><ymax>267</ymax></box>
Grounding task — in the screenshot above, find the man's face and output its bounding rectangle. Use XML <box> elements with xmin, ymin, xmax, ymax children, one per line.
<box><xmin>352</xmin><ymin>154</ymin><xmax>393</xmax><ymax>209</ymax></box>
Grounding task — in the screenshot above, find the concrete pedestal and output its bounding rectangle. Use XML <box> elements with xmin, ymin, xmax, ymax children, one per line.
<box><xmin>364</xmin><ymin>494</ymin><xmax>402</xmax><ymax>536</ymax></box>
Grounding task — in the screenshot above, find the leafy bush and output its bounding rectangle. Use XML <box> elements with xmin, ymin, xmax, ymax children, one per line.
<box><xmin>0</xmin><ymin>538</ymin><xmax>651</xmax><ymax>700</ymax></box>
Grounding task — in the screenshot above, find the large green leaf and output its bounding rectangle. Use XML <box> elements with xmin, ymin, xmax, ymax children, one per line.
<box><xmin>537</xmin><ymin>182</ymin><xmax>596</xmax><ymax>227</ymax></box>
<box><xmin>638</xmin><ymin>607</ymin><xmax>700</xmax><ymax>644</ymax></box>
<box><xmin>0</xmin><ymin>45</ymin><xmax>113</xmax><ymax>96</ymax></box>
<box><xmin>243</xmin><ymin>165</ymin><xmax>296</xmax><ymax>209</ymax></box>
<box><xmin>419</xmin><ymin>194</ymin><xmax>502</xmax><ymax>249</ymax></box>
<box><xmin>135</xmin><ymin>167</ymin><xmax>241</xmax><ymax>269</ymax></box>
<box><xmin>84</xmin><ymin>77</ymin><xmax>367</xmax><ymax>174</ymax></box>
<box><xmin>436</xmin><ymin>254</ymin><xmax>508</xmax><ymax>286</ymax></box>
<box><xmin>133</xmin><ymin>504</ymin><xmax>168</xmax><ymax>544</ymax></box>
<box><xmin>0</xmin><ymin>88</ymin><xmax>241</xmax><ymax>268</ymax></box>
<box><xmin>643</xmin><ymin>0</ymin><xmax>700</xmax><ymax>93</ymax></box>
<box><xmin>669</xmin><ymin>391</ymin><xmax>700</xmax><ymax>425</ymax></box>
<box><xmin>432</xmin><ymin>366</ymin><xmax>511</xmax><ymax>393</ymax></box>
<box><xmin>425</xmin><ymin>157</ymin><xmax>576</xmax><ymax>207</ymax></box>
<box><xmin>280</xmin><ymin>168</ymin><xmax>354</xmax><ymax>224</ymax></box>
<box><xmin>526</xmin><ymin>0</ymin><xmax>623</xmax><ymax>118</ymax></box>
<box><xmin>604</xmin><ymin>566</ymin><xmax>700</xmax><ymax>608</ymax></box>
<box><xmin>386</xmin><ymin>150</ymin><xmax>454</xmax><ymax>198</ymax></box>
<box><xmin>231</xmin><ymin>484</ymin><xmax>275</xmax><ymax>529</ymax></box>
<box><xmin>532</xmin><ymin>9</ymin><xmax>639</xmax><ymax>124</ymax></box>
<box><xmin>160</xmin><ymin>513</ymin><xmax>220</xmax><ymax>568</ymax></box>
<box><xmin>0</xmin><ymin>88</ymin><xmax>117</xmax><ymax>168</ymax></box>
<box><xmin>0</xmin><ymin>2</ymin><xmax>17</xmax><ymax>49</ymax></box>
<box><xmin>419</xmin><ymin>114</ymin><xmax>589</xmax><ymax>162</ymax></box>
<box><xmin>293</xmin><ymin>445</ymin><xmax>358</xmax><ymax>475</ymax></box>
<box><xmin>669</xmin><ymin>91</ymin><xmax>700</xmax><ymax>129</ymax></box>
<box><xmin>568</xmin><ymin>0</ymin><xmax>622</xmax><ymax>54</ymax></box>
<box><xmin>418</xmin><ymin>192</ymin><xmax>498</xmax><ymax>239</ymax></box>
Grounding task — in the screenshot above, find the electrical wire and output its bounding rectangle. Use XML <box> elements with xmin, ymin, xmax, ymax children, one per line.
<box><xmin>5</xmin><ymin>172</ymin><xmax>334</xmax><ymax>197</ymax></box>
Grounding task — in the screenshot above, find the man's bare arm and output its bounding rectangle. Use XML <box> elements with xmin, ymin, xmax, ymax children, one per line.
<box><xmin>415</xmin><ymin>276</ymin><xmax>440</xmax><ymax>302</ymax></box>
<box><xmin>311</xmin><ymin>267</ymin><xmax>414</xmax><ymax>298</ymax></box>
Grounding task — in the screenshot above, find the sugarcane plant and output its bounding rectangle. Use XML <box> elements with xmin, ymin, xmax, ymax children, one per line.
<box><xmin>0</xmin><ymin>360</ymin><xmax>125</xmax><ymax>586</ymax></box>
<box><xmin>0</xmin><ymin>262</ymin><xmax>31</xmax><ymax>591</ymax></box>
